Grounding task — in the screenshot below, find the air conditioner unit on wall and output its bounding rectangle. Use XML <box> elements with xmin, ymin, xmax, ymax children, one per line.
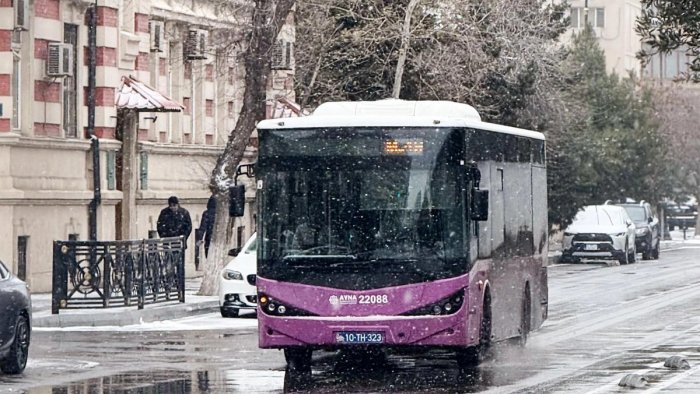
<box><xmin>150</xmin><ymin>20</ymin><xmax>165</xmax><ymax>52</ymax></box>
<box><xmin>46</xmin><ymin>43</ymin><xmax>74</xmax><ymax>77</ymax></box>
<box><xmin>14</xmin><ymin>0</ymin><xmax>29</xmax><ymax>30</ymax></box>
<box><xmin>185</xmin><ymin>28</ymin><xmax>208</xmax><ymax>60</ymax></box>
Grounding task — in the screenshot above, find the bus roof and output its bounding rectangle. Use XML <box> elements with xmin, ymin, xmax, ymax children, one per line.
<box><xmin>257</xmin><ymin>99</ymin><xmax>545</xmax><ymax>141</ymax></box>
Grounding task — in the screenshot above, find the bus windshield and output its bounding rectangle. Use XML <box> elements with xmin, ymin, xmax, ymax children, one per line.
<box><xmin>257</xmin><ymin>127</ymin><xmax>467</xmax><ymax>290</ymax></box>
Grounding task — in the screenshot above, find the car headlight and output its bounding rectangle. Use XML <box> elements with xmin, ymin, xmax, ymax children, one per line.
<box><xmin>612</xmin><ymin>232</ymin><xmax>626</xmax><ymax>237</ymax></box>
<box><xmin>563</xmin><ymin>232</ymin><xmax>575</xmax><ymax>237</ymax></box>
<box><xmin>635</xmin><ymin>228</ymin><xmax>649</xmax><ymax>236</ymax></box>
<box><xmin>222</xmin><ymin>269</ymin><xmax>243</xmax><ymax>280</ymax></box>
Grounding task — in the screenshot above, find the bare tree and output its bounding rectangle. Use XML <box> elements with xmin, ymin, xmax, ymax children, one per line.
<box><xmin>294</xmin><ymin>0</ymin><xmax>569</xmax><ymax>127</ymax></box>
<box><xmin>393</xmin><ymin>0</ymin><xmax>421</xmax><ymax>98</ymax></box>
<box><xmin>199</xmin><ymin>0</ymin><xmax>296</xmax><ymax>296</ymax></box>
<box><xmin>651</xmin><ymin>84</ymin><xmax>700</xmax><ymax>229</ymax></box>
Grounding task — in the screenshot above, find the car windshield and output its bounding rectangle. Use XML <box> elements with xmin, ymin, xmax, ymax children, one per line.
<box><xmin>245</xmin><ymin>236</ymin><xmax>257</xmax><ymax>253</ymax></box>
<box><xmin>623</xmin><ymin>206</ymin><xmax>646</xmax><ymax>222</ymax></box>
<box><xmin>573</xmin><ymin>206</ymin><xmax>620</xmax><ymax>226</ymax></box>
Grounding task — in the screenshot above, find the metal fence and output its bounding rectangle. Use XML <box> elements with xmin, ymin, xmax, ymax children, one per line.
<box><xmin>52</xmin><ymin>237</ymin><xmax>185</xmax><ymax>314</ymax></box>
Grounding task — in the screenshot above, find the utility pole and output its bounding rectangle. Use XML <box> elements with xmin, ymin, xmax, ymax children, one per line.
<box><xmin>87</xmin><ymin>0</ymin><xmax>100</xmax><ymax>241</ymax></box>
<box><xmin>584</xmin><ymin>0</ymin><xmax>589</xmax><ymax>27</ymax></box>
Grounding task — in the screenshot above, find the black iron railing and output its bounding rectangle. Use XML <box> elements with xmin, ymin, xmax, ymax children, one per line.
<box><xmin>52</xmin><ymin>237</ymin><xmax>185</xmax><ymax>314</ymax></box>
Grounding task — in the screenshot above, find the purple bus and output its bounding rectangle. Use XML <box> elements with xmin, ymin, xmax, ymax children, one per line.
<box><xmin>251</xmin><ymin>100</ymin><xmax>548</xmax><ymax>376</ymax></box>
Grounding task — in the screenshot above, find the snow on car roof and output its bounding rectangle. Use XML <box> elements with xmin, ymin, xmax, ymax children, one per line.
<box><xmin>257</xmin><ymin>100</ymin><xmax>545</xmax><ymax>141</ymax></box>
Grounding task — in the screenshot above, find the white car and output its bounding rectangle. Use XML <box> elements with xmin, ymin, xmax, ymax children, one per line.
<box><xmin>561</xmin><ymin>205</ymin><xmax>636</xmax><ymax>264</ymax></box>
<box><xmin>219</xmin><ymin>233</ymin><xmax>257</xmax><ymax>317</ymax></box>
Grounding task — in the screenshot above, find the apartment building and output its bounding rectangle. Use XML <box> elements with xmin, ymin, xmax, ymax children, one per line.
<box><xmin>565</xmin><ymin>0</ymin><xmax>690</xmax><ymax>80</ymax></box>
<box><xmin>563</xmin><ymin>0</ymin><xmax>643</xmax><ymax>75</ymax></box>
<box><xmin>0</xmin><ymin>0</ymin><xmax>295</xmax><ymax>292</ymax></box>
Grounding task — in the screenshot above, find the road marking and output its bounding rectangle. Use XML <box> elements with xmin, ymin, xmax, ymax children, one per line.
<box><xmin>645</xmin><ymin>364</ymin><xmax>700</xmax><ymax>393</ymax></box>
<box><xmin>533</xmin><ymin>282</ymin><xmax>700</xmax><ymax>346</ymax></box>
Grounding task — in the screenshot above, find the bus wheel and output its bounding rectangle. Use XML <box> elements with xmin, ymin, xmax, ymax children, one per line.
<box><xmin>456</xmin><ymin>293</ymin><xmax>492</xmax><ymax>369</ymax></box>
<box><xmin>518</xmin><ymin>286</ymin><xmax>531</xmax><ymax>347</ymax></box>
<box><xmin>284</xmin><ymin>348</ymin><xmax>312</xmax><ymax>372</ymax></box>
<box><xmin>284</xmin><ymin>348</ymin><xmax>312</xmax><ymax>391</ymax></box>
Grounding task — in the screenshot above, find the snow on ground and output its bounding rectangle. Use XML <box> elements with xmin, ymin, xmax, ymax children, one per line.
<box><xmin>34</xmin><ymin>311</ymin><xmax>258</xmax><ymax>332</ymax></box>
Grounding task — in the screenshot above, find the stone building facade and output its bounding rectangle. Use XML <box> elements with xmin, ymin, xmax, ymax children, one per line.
<box><xmin>0</xmin><ymin>0</ymin><xmax>295</xmax><ymax>292</ymax></box>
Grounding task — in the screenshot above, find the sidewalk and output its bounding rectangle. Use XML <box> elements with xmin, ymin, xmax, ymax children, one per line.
<box><xmin>31</xmin><ymin>277</ymin><xmax>219</xmax><ymax>328</ymax></box>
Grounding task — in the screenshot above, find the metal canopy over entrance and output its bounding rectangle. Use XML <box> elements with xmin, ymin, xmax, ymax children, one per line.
<box><xmin>116</xmin><ymin>75</ymin><xmax>184</xmax><ymax>112</ymax></box>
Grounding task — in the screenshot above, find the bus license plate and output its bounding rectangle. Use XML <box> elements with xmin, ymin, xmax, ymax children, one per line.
<box><xmin>335</xmin><ymin>331</ymin><xmax>384</xmax><ymax>344</ymax></box>
<box><xmin>585</xmin><ymin>244</ymin><xmax>598</xmax><ymax>251</ymax></box>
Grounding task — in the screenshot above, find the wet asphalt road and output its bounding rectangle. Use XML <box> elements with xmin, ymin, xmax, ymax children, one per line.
<box><xmin>2</xmin><ymin>243</ymin><xmax>700</xmax><ymax>393</ymax></box>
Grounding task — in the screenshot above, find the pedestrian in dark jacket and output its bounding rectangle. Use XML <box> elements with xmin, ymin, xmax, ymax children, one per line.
<box><xmin>157</xmin><ymin>196</ymin><xmax>192</xmax><ymax>247</ymax></box>
<box><xmin>197</xmin><ymin>196</ymin><xmax>216</xmax><ymax>258</ymax></box>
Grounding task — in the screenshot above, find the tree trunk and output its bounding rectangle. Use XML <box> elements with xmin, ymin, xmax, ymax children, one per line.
<box><xmin>199</xmin><ymin>0</ymin><xmax>296</xmax><ymax>296</ymax></box>
<box><xmin>392</xmin><ymin>0</ymin><xmax>420</xmax><ymax>99</ymax></box>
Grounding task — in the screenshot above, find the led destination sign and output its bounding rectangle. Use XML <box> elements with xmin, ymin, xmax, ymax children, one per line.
<box><xmin>383</xmin><ymin>139</ymin><xmax>424</xmax><ymax>155</ymax></box>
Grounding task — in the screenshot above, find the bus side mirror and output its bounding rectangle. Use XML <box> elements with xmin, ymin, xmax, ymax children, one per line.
<box><xmin>471</xmin><ymin>189</ymin><xmax>489</xmax><ymax>221</ymax></box>
<box><xmin>229</xmin><ymin>185</ymin><xmax>245</xmax><ymax>217</ymax></box>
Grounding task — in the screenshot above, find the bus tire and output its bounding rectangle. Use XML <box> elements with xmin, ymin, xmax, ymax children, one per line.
<box><xmin>456</xmin><ymin>291</ymin><xmax>492</xmax><ymax>369</ymax></box>
<box><xmin>518</xmin><ymin>285</ymin><xmax>531</xmax><ymax>347</ymax></box>
<box><xmin>284</xmin><ymin>365</ymin><xmax>311</xmax><ymax>392</ymax></box>
<box><xmin>284</xmin><ymin>348</ymin><xmax>312</xmax><ymax>373</ymax></box>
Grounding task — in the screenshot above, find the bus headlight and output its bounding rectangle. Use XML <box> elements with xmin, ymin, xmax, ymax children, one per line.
<box><xmin>258</xmin><ymin>293</ymin><xmax>316</xmax><ymax>317</ymax></box>
<box><xmin>402</xmin><ymin>290</ymin><xmax>465</xmax><ymax>316</ymax></box>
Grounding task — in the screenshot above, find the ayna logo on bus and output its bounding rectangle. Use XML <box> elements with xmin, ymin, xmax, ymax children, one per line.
<box><xmin>329</xmin><ymin>294</ymin><xmax>390</xmax><ymax>305</ymax></box>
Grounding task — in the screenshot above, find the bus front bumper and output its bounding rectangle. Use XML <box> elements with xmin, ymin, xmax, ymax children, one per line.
<box><xmin>258</xmin><ymin>312</ymin><xmax>473</xmax><ymax>349</ymax></box>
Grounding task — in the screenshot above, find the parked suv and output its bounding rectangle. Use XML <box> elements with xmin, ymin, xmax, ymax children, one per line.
<box><xmin>616</xmin><ymin>201</ymin><xmax>660</xmax><ymax>260</ymax></box>
<box><xmin>562</xmin><ymin>205</ymin><xmax>636</xmax><ymax>265</ymax></box>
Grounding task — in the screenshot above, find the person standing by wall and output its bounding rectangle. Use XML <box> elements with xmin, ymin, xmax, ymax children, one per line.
<box><xmin>157</xmin><ymin>196</ymin><xmax>193</xmax><ymax>247</ymax></box>
<box><xmin>196</xmin><ymin>196</ymin><xmax>216</xmax><ymax>258</ymax></box>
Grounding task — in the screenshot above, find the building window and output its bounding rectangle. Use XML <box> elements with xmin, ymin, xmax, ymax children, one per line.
<box><xmin>227</xmin><ymin>101</ymin><xmax>234</xmax><ymax>118</ymax></box>
<box><xmin>570</xmin><ymin>7</ymin><xmax>605</xmax><ymax>29</ymax></box>
<box><xmin>11</xmin><ymin>31</ymin><xmax>21</xmax><ymax>131</ymax></box>
<box><xmin>63</xmin><ymin>24</ymin><xmax>78</xmax><ymax>138</ymax></box>
<box><xmin>205</xmin><ymin>99</ymin><xmax>213</xmax><ymax>117</ymax></box>
<box><xmin>228</xmin><ymin>67</ymin><xmax>234</xmax><ymax>85</ymax></box>
<box><xmin>183</xmin><ymin>97</ymin><xmax>191</xmax><ymax>115</ymax></box>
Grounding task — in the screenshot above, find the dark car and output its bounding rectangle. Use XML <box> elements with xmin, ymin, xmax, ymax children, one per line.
<box><xmin>665</xmin><ymin>203</ymin><xmax>697</xmax><ymax>230</ymax></box>
<box><xmin>0</xmin><ymin>259</ymin><xmax>31</xmax><ymax>374</ymax></box>
<box><xmin>617</xmin><ymin>201</ymin><xmax>660</xmax><ymax>260</ymax></box>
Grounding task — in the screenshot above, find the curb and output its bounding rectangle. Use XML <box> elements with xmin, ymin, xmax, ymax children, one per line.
<box><xmin>33</xmin><ymin>300</ymin><xmax>220</xmax><ymax>328</ymax></box>
<box><xmin>548</xmin><ymin>253</ymin><xmax>561</xmax><ymax>265</ymax></box>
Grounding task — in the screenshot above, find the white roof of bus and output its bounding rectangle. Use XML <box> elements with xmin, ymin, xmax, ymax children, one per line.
<box><xmin>257</xmin><ymin>99</ymin><xmax>545</xmax><ymax>141</ymax></box>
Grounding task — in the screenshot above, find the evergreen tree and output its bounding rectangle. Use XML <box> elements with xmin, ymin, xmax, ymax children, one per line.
<box><xmin>548</xmin><ymin>27</ymin><xmax>670</xmax><ymax>228</ymax></box>
<box><xmin>636</xmin><ymin>0</ymin><xmax>700</xmax><ymax>81</ymax></box>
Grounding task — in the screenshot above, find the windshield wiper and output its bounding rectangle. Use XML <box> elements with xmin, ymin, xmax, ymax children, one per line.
<box><xmin>283</xmin><ymin>254</ymin><xmax>357</xmax><ymax>266</ymax></box>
